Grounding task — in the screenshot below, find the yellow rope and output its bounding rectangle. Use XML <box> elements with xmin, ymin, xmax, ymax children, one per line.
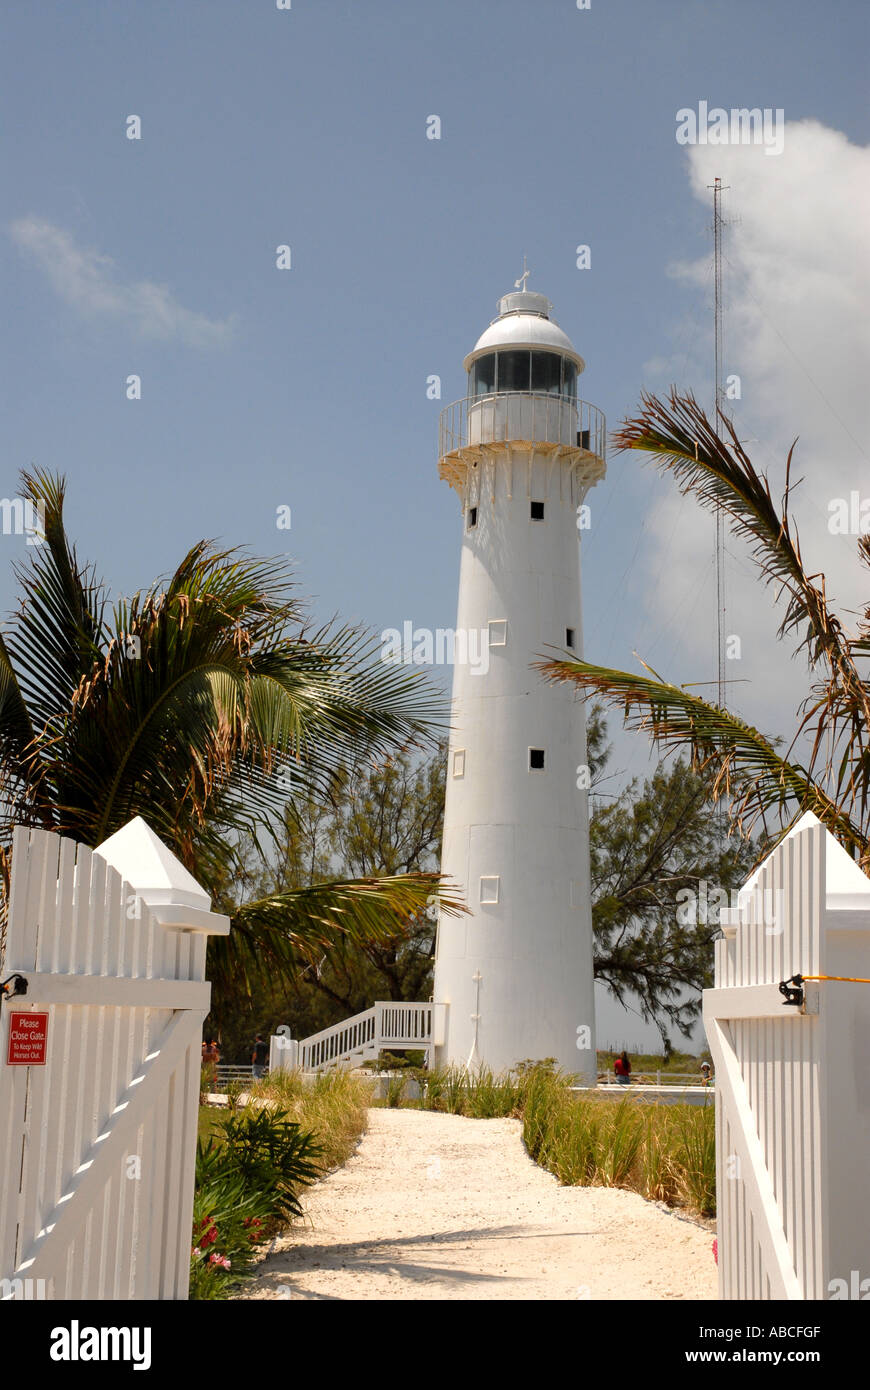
<box><xmin>799</xmin><ymin>973</ymin><xmax>870</xmax><ymax>984</ymax></box>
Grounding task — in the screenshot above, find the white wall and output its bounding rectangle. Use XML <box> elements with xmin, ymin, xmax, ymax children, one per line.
<box><xmin>434</xmin><ymin>443</ymin><xmax>597</xmax><ymax>1078</ymax></box>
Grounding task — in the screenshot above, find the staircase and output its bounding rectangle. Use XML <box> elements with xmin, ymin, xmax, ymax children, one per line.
<box><xmin>296</xmin><ymin>1001</ymin><xmax>442</xmax><ymax>1072</ymax></box>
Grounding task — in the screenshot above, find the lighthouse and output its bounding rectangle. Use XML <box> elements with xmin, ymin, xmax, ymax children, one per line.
<box><xmin>432</xmin><ymin>278</ymin><xmax>606</xmax><ymax>1080</ymax></box>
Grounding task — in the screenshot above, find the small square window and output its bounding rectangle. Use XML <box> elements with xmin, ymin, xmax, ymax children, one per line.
<box><xmin>530</xmin><ymin>500</ymin><xmax>545</xmax><ymax>521</ymax></box>
<box><xmin>529</xmin><ymin>748</ymin><xmax>545</xmax><ymax>771</ymax></box>
<box><xmin>488</xmin><ymin>619</ymin><xmax>507</xmax><ymax>647</ymax></box>
<box><xmin>452</xmin><ymin>749</ymin><xmax>466</xmax><ymax>778</ymax></box>
<box><xmin>479</xmin><ymin>875</ymin><xmax>500</xmax><ymax>905</ymax></box>
<box><xmin>566</xmin><ymin>628</ymin><xmax>576</xmax><ymax>649</ymax></box>
<box><xmin>570</xmin><ymin>879</ymin><xmax>584</xmax><ymax>908</ymax></box>
<box><xmin>467</xmin><ymin>506</ymin><xmax>478</xmax><ymax>529</ymax></box>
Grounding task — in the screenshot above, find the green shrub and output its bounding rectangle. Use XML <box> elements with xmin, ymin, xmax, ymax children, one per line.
<box><xmin>672</xmin><ymin>1105</ymin><xmax>716</xmax><ymax>1216</ymax></box>
<box><xmin>385</xmin><ymin>1072</ymin><xmax>406</xmax><ymax>1107</ymax></box>
<box><xmin>465</xmin><ymin>1067</ymin><xmax>520</xmax><ymax>1118</ymax></box>
<box><xmin>639</xmin><ymin>1106</ymin><xmax>680</xmax><ymax>1205</ymax></box>
<box><xmin>190</xmin><ymin>1079</ymin><xmax>367</xmax><ymax>1299</ymax></box>
<box><xmin>214</xmin><ymin>1106</ymin><xmax>322</xmax><ymax>1221</ymax></box>
<box><xmin>442</xmin><ymin>1065</ymin><xmax>469</xmax><ymax>1114</ymax></box>
<box><xmin>593</xmin><ymin>1099</ymin><xmax>644</xmax><ymax>1187</ymax></box>
<box><xmin>421</xmin><ymin>1066</ymin><xmax>446</xmax><ymax>1110</ymax></box>
<box><xmin>511</xmin><ymin>1065</ymin><xmax>716</xmax><ymax>1217</ymax></box>
<box><xmin>189</xmin><ymin>1158</ymin><xmax>275</xmax><ymax>1300</ymax></box>
<box><xmin>254</xmin><ymin>1068</ymin><xmax>369</xmax><ymax>1171</ymax></box>
<box><xmin>225</xmin><ymin>1079</ymin><xmax>246</xmax><ymax>1110</ymax></box>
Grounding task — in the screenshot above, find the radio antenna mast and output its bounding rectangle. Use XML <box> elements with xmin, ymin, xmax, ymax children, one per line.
<box><xmin>709</xmin><ymin>176</ymin><xmax>729</xmax><ymax>710</ymax></box>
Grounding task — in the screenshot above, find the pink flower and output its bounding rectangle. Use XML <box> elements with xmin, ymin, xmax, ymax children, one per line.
<box><xmin>712</xmin><ymin>1238</ymin><xmax>718</xmax><ymax>1265</ymax></box>
<box><xmin>208</xmin><ymin>1253</ymin><xmax>231</xmax><ymax>1270</ymax></box>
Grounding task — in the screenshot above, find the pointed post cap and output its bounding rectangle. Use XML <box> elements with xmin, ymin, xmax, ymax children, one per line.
<box><xmin>94</xmin><ymin>816</ymin><xmax>213</xmax><ymax>911</ymax></box>
<box><xmin>737</xmin><ymin>810</ymin><xmax>870</xmax><ymax>912</ymax></box>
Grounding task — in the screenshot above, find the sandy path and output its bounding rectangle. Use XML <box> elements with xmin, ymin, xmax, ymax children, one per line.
<box><xmin>242</xmin><ymin>1108</ymin><xmax>717</xmax><ymax>1301</ymax></box>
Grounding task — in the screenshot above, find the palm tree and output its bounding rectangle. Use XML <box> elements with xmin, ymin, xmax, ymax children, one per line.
<box><xmin>0</xmin><ymin>469</ymin><xmax>464</xmax><ymax>1006</ymax></box>
<box><xmin>537</xmin><ymin>389</ymin><xmax>870</xmax><ymax>869</ymax></box>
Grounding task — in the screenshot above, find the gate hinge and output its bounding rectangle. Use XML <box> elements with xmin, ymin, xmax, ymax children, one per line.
<box><xmin>0</xmin><ymin>974</ymin><xmax>28</xmax><ymax>1002</ymax></box>
<box><xmin>779</xmin><ymin>974</ymin><xmax>804</xmax><ymax>1007</ymax></box>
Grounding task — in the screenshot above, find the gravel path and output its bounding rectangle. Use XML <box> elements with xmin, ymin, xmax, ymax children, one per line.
<box><xmin>242</xmin><ymin>1108</ymin><xmax>718</xmax><ymax>1301</ymax></box>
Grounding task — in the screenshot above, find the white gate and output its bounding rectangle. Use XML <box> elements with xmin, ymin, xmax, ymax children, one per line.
<box><xmin>703</xmin><ymin>811</ymin><xmax>870</xmax><ymax>1299</ymax></box>
<box><xmin>0</xmin><ymin>818</ymin><xmax>229</xmax><ymax>1300</ymax></box>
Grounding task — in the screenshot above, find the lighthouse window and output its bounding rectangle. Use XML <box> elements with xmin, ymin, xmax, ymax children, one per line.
<box><xmin>467</xmin><ymin>506</ymin><xmax>478</xmax><ymax>529</ymax></box>
<box><xmin>487</xmin><ymin>619</ymin><xmax>507</xmax><ymax>646</ymax></box>
<box><xmin>479</xmin><ymin>876</ymin><xmax>500</xmax><ymax>905</ymax></box>
<box><xmin>471</xmin><ymin>353</ymin><xmax>496</xmax><ymax>397</ymax></box>
<box><xmin>562</xmin><ymin>359</ymin><xmax>577</xmax><ymax>398</ymax></box>
<box><xmin>531</xmin><ymin>352</ymin><xmax>562</xmax><ymax>396</ymax></box>
<box><xmin>529</xmin><ymin>748</ymin><xmax>546</xmax><ymax>771</ymax></box>
<box><xmin>497</xmin><ymin>350</ymin><xmax>531</xmax><ymax>393</ymax></box>
<box><xmin>452</xmin><ymin>750</ymin><xmax>466</xmax><ymax>778</ymax></box>
<box><xmin>566</xmin><ymin>628</ymin><xmax>576</xmax><ymax>649</ymax></box>
<box><xmin>530</xmin><ymin>500</ymin><xmax>545</xmax><ymax>521</ymax></box>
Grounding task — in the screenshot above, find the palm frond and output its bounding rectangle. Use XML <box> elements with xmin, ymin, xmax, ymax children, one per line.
<box><xmin>537</xmin><ymin>657</ymin><xmax>867</xmax><ymax>862</ymax></box>
<box><xmin>614</xmin><ymin>391</ymin><xmax>867</xmax><ymax>684</ymax></box>
<box><xmin>7</xmin><ymin>470</ymin><xmax>108</xmax><ymax>732</ymax></box>
<box><xmin>611</xmin><ymin>390</ymin><xmax>870</xmax><ymax>837</ymax></box>
<box><xmin>210</xmin><ymin>872</ymin><xmax>467</xmax><ymax>1001</ymax></box>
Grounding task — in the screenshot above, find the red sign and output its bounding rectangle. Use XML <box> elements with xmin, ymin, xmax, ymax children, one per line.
<box><xmin>6</xmin><ymin>1011</ymin><xmax>48</xmax><ymax>1066</ymax></box>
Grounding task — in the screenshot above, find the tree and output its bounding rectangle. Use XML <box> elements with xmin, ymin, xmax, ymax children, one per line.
<box><xmin>211</xmin><ymin>744</ymin><xmax>448</xmax><ymax>1054</ymax></box>
<box><xmin>0</xmin><ymin>470</ymin><xmax>464</xmax><ymax>1005</ymax></box>
<box><xmin>538</xmin><ymin>389</ymin><xmax>870</xmax><ymax>868</ymax></box>
<box><xmin>587</xmin><ymin>712</ymin><xmax>755</xmax><ymax>1040</ymax></box>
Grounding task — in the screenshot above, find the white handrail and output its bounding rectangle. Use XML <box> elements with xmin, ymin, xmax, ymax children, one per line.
<box><xmin>296</xmin><ymin>1001</ymin><xmax>435</xmax><ymax>1072</ymax></box>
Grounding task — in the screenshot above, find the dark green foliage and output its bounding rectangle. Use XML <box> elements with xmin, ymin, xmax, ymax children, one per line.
<box><xmin>210</xmin><ymin>743</ymin><xmax>448</xmax><ymax>1053</ymax></box>
<box><xmin>209</xmin><ymin>1106</ymin><xmax>323</xmax><ymax>1221</ymax></box>
<box><xmin>589</xmin><ymin>729</ymin><xmax>755</xmax><ymax>1039</ymax></box>
<box><xmin>190</xmin><ymin>1105</ymin><xmax>324</xmax><ymax>1299</ymax></box>
<box><xmin>190</xmin><ymin>1133</ymin><xmax>284</xmax><ymax>1300</ymax></box>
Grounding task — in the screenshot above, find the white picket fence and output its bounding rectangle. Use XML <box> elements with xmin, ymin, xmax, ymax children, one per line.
<box><xmin>703</xmin><ymin>811</ymin><xmax>870</xmax><ymax>1299</ymax></box>
<box><xmin>0</xmin><ymin>818</ymin><xmax>229</xmax><ymax>1300</ymax></box>
<box><xmin>271</xmin><ymin>1000</ymin><xmax>445</xmax><ymax>1073</ymax></box>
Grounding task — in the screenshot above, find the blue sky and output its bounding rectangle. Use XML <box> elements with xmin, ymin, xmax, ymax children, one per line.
<box><xmin>3</xmin><ymin>0</ymin><xmax>868</xmax><ymax>1047</ymax></box>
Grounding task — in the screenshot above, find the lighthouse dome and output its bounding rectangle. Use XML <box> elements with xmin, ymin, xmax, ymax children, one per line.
<box><xmin>463</xmin><ymin>288</ymin><xmax>585</xmax><ymax>373</ymax></box>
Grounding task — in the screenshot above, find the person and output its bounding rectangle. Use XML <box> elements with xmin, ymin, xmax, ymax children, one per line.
<box><xmin>700</xmin><ymin>1060</ymin><xmax>712</xmax><ymax>1086</ymax></box>
<box><xmin>251</xmin><ymin>1033</ymin><xmax>269</xmax><ymax>1081</ymax></box>
<box><xmin>201</xmin><ymin>1038</ymin><xmax>217</xmax><ymax>1095</ymax></box>
<box><xmin>614</xmin><ymin>1050</ymin><xmax>631</xmax><ymax>1085</ymax></box>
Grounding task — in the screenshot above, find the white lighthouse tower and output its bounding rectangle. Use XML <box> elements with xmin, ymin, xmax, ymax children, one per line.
<box><xmin>432</xmin><ymin>278</ymin><xmax>606</xmax><ymax>1080</ymax></box>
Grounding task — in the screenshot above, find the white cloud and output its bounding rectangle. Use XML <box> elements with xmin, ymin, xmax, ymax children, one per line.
<box><xmin>637</xmin><ymin>120</ymin><xmax>870</xmax><ymax>741</ymax></box>
<box><xmin>10</xmin><ymin>217</ymin><xmax>235</xmax><ymax>348</ymax></box>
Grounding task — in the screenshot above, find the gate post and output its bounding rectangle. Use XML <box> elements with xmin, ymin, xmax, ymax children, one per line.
<box><xmin>703</xmin><ymin>811</ymin><xmax>870</xmax><ymax>1299</ymax></box>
